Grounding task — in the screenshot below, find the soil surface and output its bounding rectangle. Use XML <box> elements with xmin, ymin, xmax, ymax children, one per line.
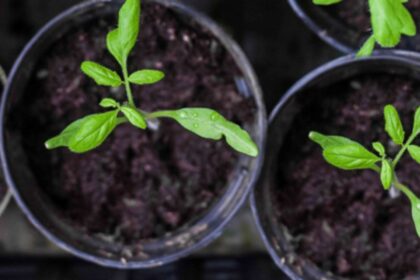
<box><xmin>273</xmin><ymin>74</ymin><xmax>420</xmax><ymax>279</ymax></box>
<box><xmin>13</xmin><ymin>3</ymin><xmax>255</xmax><ymax>244</ymax></box>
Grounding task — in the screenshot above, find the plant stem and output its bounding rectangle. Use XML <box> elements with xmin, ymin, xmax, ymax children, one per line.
<box><xmin>394</xmin><ymin>180</ymin><xmax>416</xmax><ymax>201</ymax></box>
<box><xmin>393</xmin><ymin>132</ymin><xmax>418</xmax><ymax>168</ymax></box>
<box><xmin>122</xmin><ymin>61</ymin><xmax>135</xmax><ymax>108</ymax></box>
<box><xmin>146</xmin><ymin>110</ymin><xmax>174</xmax><ymax>119</ymax></box>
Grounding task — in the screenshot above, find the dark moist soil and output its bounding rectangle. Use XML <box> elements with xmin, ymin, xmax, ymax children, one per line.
<box><xmin>322</xmin><ymin>0</ymin><xmax>420</xmax><ymax>46</ymax></box>
<box><xmin>274</xmin><ymin>74</ymin><xmax>420</xmax><ymax>280</ymax></box>
<box><xmin>14</xmin><ymin>3</ymin><xmax>255</xmax><ymax>244</ymax></box>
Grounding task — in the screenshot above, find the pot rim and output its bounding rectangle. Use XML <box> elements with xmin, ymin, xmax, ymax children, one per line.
<box><xmin>250</xmin><ymin>50</ymin><xmax>420</xmax><ymax>280</ymax></box>
<box><xmin>0</xmin><ymin>0</ymin><xmax>267</xmax><ymax>269</ymax></box>
<box><xmin>287</xmin><ymin>0</ymin><xmax>354</xmax><ymax>54</ymax></box>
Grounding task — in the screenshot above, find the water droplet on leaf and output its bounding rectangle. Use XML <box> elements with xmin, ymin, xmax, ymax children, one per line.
<box><xmin>179</xmin><ymin>112</ymin><xmax>187</xmax><ymax>119</ymax></box>
<box><xmin>210</xmin><ymin>113</ymin><xmax>218</xmax><ymax>121</ymax></box>
<box><xmin>193</xmin><ymin>123</ymin><xmax>199</xmax><ymax>128</ymax></box>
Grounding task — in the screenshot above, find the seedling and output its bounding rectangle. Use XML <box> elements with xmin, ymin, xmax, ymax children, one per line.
<box><xmin>310</xmin><ymin>104</ymin><xmax>420</xmax><ymax>237</ymax></box>
<box><xmin>45</xmin><ymin>0</ymin><xmax>258</xmax><ymax>157</ymax></box>
<box><xmin>313</xmin><ymin>0</ymin><xmax>417</xmax><ymax>57</ymax></box>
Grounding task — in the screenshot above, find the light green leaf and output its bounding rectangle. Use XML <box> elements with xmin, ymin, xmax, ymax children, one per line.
<box><xmin>45</xmin><ymin>118</ymin><xmax>85</xmax><ymax>149</ymax></box>
<box><xmin>100</xmin><ymin>98</ymin><xmax>119</xmax><ymax>108</ymax></box>
<box><xmin>129</xmin><ymin>70</ymin><xmax>165</xmax><ymax>85</ymax></box>
<box><xmin>154</xmin><ymin>108</ymin><xmax>258</xmax><ymax>157</ymax></box>
<box><xmin>408</xmin><ymin>145</ymin><xmax>420</xmax><ymax>164</ymax></box>
<box><xmin>323</xmin><ymin>144</ymin><xmax>381</xmax><ymax>170</ymax></box>
<box><xmin>312</xmin><ymin>0</ymin><xmax>342</xmax><ymax>5</ymax></box>
<box><xmin>81</xmin><ymin>61</ymin><xmax>122</xmax><ymax>87</ymax></box>
<box><xmin>309</xmin><ymin>131</ymin><xmax>359</xmax><ymax>150</ymax></box>
<box><xmin>402</xmin><ymin>188</ymin><xmax>420</xmax><ymax>237</ymax></box>
<box><xmin>117</xmin><ymin>0</ymin><xmax>140</xmax><ymax>59</ymax></box>
<box><xmin>369</xmin><ymin>0</ymin><xmax>416</xmax><ymax>48</ymax></box>
<box><xmin>357</xmin><ymin>35</ymin><xmax>376</xmax><ymax>57</ymax></box>
<box><xmin>372</xmin><ymin>142</ymin><xmax>386</xmax><ymax>157</ymax></box>
<box><xmin>412</xmin><ymin>107</ymin><xmax>420</xmax><ymax>135</ymax></box>
<box><xmin>69</xmin><ymin>111</ymin><xmax>119</xmax><ymax>153</ymax></box>
<box><xmin>107</xmin><ymin>29</ymin><xmax>125</xmax><ymax>66</ymax></box>
<box><xmin>391</xmin><ymin>0</ymin><xmax>416</xmax><ymax>36</ymax></box>
<box><xmin>384</xmin><ymin>104</ymin><xmax>405</xmax><ymax>145</ymax></box>
<box><xmin>380</xmin><ymin>159</ymin><xmax>393</xmax><ymax>190</ymax></box>
<box><xmin>106</xmin><ymin>0</ymin><xmax>140</xmax><ymax>65</ymax></box>
<box><xmin>121</xmin><ymin>105</ymin><xmax>147</xmax><ymax>129</ymax></box>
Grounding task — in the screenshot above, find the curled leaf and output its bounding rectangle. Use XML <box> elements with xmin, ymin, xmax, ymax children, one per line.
<box><xmin>309</xmin><ymin>131</ymin><xmax>359</xmax><ymax>150</ymax></box>
<box><xmin>151</xmin><ymin>108</ymin><xmax>258</xmax><ymax>157</ymax></box>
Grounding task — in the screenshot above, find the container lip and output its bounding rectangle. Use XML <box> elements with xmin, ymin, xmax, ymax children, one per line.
<box><xmin>0</xmin><ymin>0</ymin><xmax>267</xmax><ymax>269</ymax></box>
<box><xmin>287</xmin><ymin>0</ymin><xmax>354</xmax><ymax>54</ymax></box>
<box><xmin>250</xmin><ymin>50</ymin><xmax>420</xmax><ymax>279</ymax></box>
<box><xmin>270</xmin><ymin>50</ymin><xmax>420</xmax><ymax>123</ymax></box>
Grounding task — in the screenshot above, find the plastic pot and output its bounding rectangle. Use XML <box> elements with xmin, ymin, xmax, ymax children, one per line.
<box><xmin>0</xmin><ymin>0</ymin><xmax>266</xmax><ymax>269</ymax></box>
<box><xmin>251</xmin><ymin>51</ymin><xmax>420</xmax><ymax>280</ymax></box>
<box><xmin>288</xmin><ymin>0</ymin><xmax>420</xmax><ymax>54</ymax></box>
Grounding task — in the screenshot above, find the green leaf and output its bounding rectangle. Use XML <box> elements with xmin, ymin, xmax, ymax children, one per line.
<box><xmin>100</xmin><ymin>98</ymin><xmax>119</xmax><ymax>108</ymax></box>
<box><xmin>408</xmin><ymin>145</ymin><xmax>420</xmax><ymax>164</ymax></box>
<box><xmin>309</xmin><ymin>131</ymin><xmax>358</xmax><ymax>150</ymax></box>
<box><xmin>402</xmin><ymin>188</ymin><xmax>420</xmax><ymax>237</ymax></box>
<box><xmin>391</xmin><ymin>0</ymin><xmax>416</xmax><ymax>36</ymax></box>
<box><xmin>323</xmin><ymin>144</ymin><xmax>381</xmax><ymax>170</ymax></box>
<box><xmin>45</xmin><ymin>118</ymin><xmax>85</xmax><ymax>149</ymax></box>
<box><xmin>380</xmin><ymin>159</ymin><xmax>393</xmax><ymax>190</ymax></box>
<box><xmin>81</xmin><ymin>61</ymin><xmax>122</xmax><ymax>87</ymax></box>
<box><xmin>369</xmin><ymin>0</ymin><xmax>416</xmax><ymax>48</ymax></box>
<box><xmin>412</xmin><ymin>107</ymin><xmax>420</xmax><ymax>135</ymax></box>
<box><xmin>117</xmin><ymin>0</ymin><xmax>140</xmax><ymax>58</ymax></box>
<box><xmin>384</xmin><ymin>104</ymin><xmax>405</xmax><ymax>145</ymax></box>
<box><xmin>154</xmin><ymin>108</ymin><xmax>258</xmax><ymax>157</ymax></box>
<box><xmin>357</xmin><ymin>35</ymin><xmax>376</xmax><ymax>57</ymax></box>
<box><xmin>372</xmin><ymin>142</ymin><xmax>386</xmax><ymax>157</ymax></box>
<box><xmin>128</xmin><ymin>70</ymin><xmax>165</xmax><ymax>85</ymax></box>
<box><xmin>68</xmin><ymin>111</ymin><xmax>119</xmax><ymax>153</ymax></box>
<box><xmin>106</xmin><ymin>0</ymin><xmax>140</xmax><ymax>65</ymax></box>
<box><xmin>120</xmin><ymin>105</ymin><xmax>147</xmax><ymax>129</ymax></box>
<box><xmin>107</xmin><ymin>29</ymin><xmax>125</xmax><ymax>66</ymax></box>
<box><xmin>312</xmin><ymin>0</ymin><xmax>342</xmax><ymax>5</ymax></box>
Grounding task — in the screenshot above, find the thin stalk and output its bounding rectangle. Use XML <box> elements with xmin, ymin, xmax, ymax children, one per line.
<box><xmin>121</xmin><ymin>61</ymin><xmax>135</xmax><ymax>108</ymax></box>
<box><xmin>146</xmin><ymin>110</ymin><xmax>174</xmax><ymax>119</ymax></box>
<box><xmin>394</xmin><ymin>180</ymin><xmax>416</xmax><ymax>201</ymax></box>
<box><xmin>393</xmin><ymin>133</ymin><xmax>418</xmax><ymax>168</ymax></box>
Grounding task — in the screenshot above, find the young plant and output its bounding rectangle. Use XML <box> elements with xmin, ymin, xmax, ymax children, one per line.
<box><xmin>313</xmin><ymin>0</ymin><xmax>417</xmax><ymax>57</ymax></box>
<box><xmin>45</xmin><ymin>0</ymin><xmax>258</xmax><ymax>157</ymax></box>
<box><xmin>309</xmin><ymin>104</ymin><xmax>420</xmax><ymax>237</ymax></box>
